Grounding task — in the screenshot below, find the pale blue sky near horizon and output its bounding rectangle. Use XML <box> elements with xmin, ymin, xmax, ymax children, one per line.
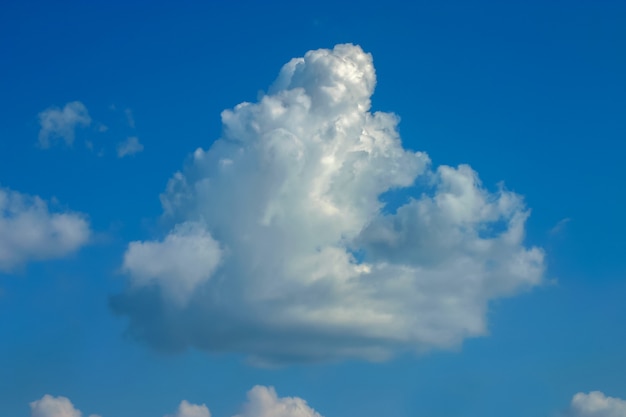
<box><xmin>1</xmin><ymin>1</ymin><xmax>625</xmax><ymax>416</ymax></box>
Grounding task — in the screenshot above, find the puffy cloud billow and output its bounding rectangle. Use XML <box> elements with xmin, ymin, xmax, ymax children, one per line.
<box><xmin>166</xmin><ymin>400</ymin><xmax>211</xmax><ymax>417</ymax></box>
<box><xmin>233</xmin><ymin>386</ymin><xmax>322</xmax><ymax>417</ymax></box>
<box><xmin>30</xmin><ymin>395</ymin><xmax>100</xmax><ymax>417</ymax></box>
<box><xmin>566</xmin><ymin>391</ymin><xmax>626</xmax><ymax>417</ymax></box>
<box><xmin>0</xmin><ymin>186</ymin><xmax>91</xmax><ymax>272</ymax></box>
<box><xmin>117</xmin><ymin>136</ymin><xmax>144</xmax><ymax>158</ymax></box>
<box><xmin>112</xmin><ymin>44</ymin><xmax>545</xmax><ymax>364</ymax></box>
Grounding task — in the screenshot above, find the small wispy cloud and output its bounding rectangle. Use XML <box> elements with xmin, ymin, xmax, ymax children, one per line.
<box><xmin>117</xmin><ymin>136</ymin><xmax>144</xmax><ymax>158</ymax></box>
<box><xmin>125</xmin><ymin>108</ymin><xmax>135</xmax><ymax>128</ymax></box>
<box><xmin>37</xmin><ymin>101</ymin><xmax>92</xmax><ymax>148</ymax></box>
<box><xmin>550</xmin><ymin>217</ymin><xmax>571</xmax><ymax>236</ymax></box>
<box><xmin>24</xmin><ymin>388</ymin><xmax>626</xmax><ymax>417</ymax></box>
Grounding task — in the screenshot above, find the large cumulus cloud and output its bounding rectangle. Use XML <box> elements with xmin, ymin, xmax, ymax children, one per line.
<box><xmin>38</xmin><ymin>101</ymin><xmax>92</xmax><ymax>148</ymax></box>
<box><xmin>0</xmin><ymin>186</ymin><xmax>91</xmax><ymax>272</ymax></box>
<box><xmin>112</xmin><ymin>43</ymin><xmax>545</xmax><ymax>364</ymax></box>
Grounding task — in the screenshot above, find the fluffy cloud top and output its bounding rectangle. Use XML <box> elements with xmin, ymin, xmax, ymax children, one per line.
<box><xmin>30</xmin><ymin>395</ymin><xmax>99</xmax><ymax>417</ymax></box>
<box><xmin>234</xmin><ymin>386</ymin><xmax>322</xmax><ymax>417</ymax></box>
<box><xmin>122</xmin><ymin>222</ymin><xmax>222</xmax><ymax>304</ymax></box>
<box><xmin>38</xmin><ymin>101</ymin><xmax>91</xmax><ymax>148</ymax></box>
<box><xmin>117</xmin><ymin>136</ymin><xmax>144</xmax><ymax>157</ymax></box>
<box><xmin>567</xmin><ymin>391</ymin><xmax>626</xmax><ymax>417</ymax></box>
<box><xmin>28</xmin><ymin>389</ymin><xmax>626</xmax><ymax>417</ymax></box>
<box><xmin>167</xmin><ymin>400</ymin><xmax>211</xmax><ymax>417</ymax></box>
<box><xmin>113</xmin><ymin>44</ymin><xmax>545</xmax><ymax>364</ymax></box>
<box><xmin>0</xmin><ymin>187</ymin><xmax>91</xmax><ymax>272</ymax></box>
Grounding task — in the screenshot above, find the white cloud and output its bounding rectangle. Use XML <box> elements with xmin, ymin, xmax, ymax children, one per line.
<box><xmin>122</xmin><ymin>222</ymin><xmax>222</xmax><ymax>305</ymax></box>
<box><xmin>29</xmin><ymin>387</ymin><xmax>318</xmax><ymax>417</ymax></box>
<box><xmin>117</xmin><ymin>136</ymin><xmax>144</xmax><ymax>158</ymax></box>
<box><xmin>27</xmin><ymin>389</ymin><xmax>626</xmax><ymax>417</ymax></box>
<box><xmin>566</xmin><ymin>391</ymin><xmax>626</xmax><ymax>417</ymax></box>
<box><xmin>30</xmin><ymin>395</ymin><xmax>99</xmax><ymax>417</ymax></box>
<box><xmin>125</xmin><ymin>108</ymin><xmax>136</xmax><ymax>128</ymax></box>
<box><xmin>113</xmin><ymin>44</ymin><xmax>545</xmax><ymax>363</ymax></box>
<box><xmin>38</xmin><ymin>101</ymin><xmax>92</xmax><ymax>148</ymax></box>
<box><xmin>234</xmin><ymin>386</ymin><xmax>322</xmax><ymax>417</ymax></box>
<box><xmin>167</xmin><ymin>400</ymin><xmax>211</xmax><ymax>417</ymax></box>
<box><xmin>0</xmin><ymin>186</ymin><xmax>91</xmax><ymax>272</ymax></box>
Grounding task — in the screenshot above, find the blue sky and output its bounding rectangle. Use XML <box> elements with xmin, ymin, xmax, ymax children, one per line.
<box><xmin>1</xmin><ymin>1</ymin><xmax>625</xmax><ymax>417</ymax></box>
